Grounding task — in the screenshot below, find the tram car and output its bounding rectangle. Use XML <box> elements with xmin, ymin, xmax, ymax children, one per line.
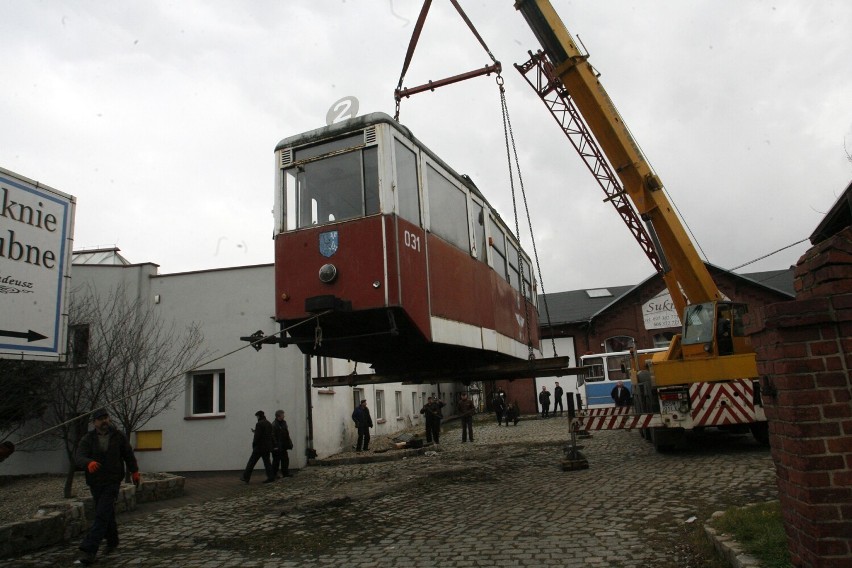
<box><xmin>273</xmin><ymin>112</ymin><xmax>539</xmax><ymax>376</ymax></box>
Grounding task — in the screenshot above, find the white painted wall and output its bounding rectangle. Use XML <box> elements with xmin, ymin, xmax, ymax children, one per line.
<box><xmin>1</xmin><ymin>261</ymin><xmax>462</xmax><ymax>475</ymax></box>
<box><xmin>534</xmin><ymin>336</ymin><xmax>580</xmax><ymax>413</ymax></box>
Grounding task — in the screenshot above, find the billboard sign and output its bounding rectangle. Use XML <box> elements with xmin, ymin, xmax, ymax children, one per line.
<box><xmin>0</xmin><ymin>167</ymin><xmax>75</xmax><ymax>361</ymax></box>
<box><xmin>642</xmin><ymin>288</ymin><xmax>681</xmax><ymax>330</ymax></box>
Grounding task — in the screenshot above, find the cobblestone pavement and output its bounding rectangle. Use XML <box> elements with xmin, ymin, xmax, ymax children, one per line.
<box><xmin>11</xmin><ymin>416</ymin><xmax>776</xmax><ymax>567</ymax></box>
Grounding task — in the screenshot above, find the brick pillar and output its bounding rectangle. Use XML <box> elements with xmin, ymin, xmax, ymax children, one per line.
<box><xmin>746</xmin><ymin>226</ymin><xmax>852</xmax><ymax>568</ymax></box>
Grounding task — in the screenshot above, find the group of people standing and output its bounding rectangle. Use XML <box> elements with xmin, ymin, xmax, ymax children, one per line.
<box><xmin>240</xmin><ymin>409</ymin><xmax>293</xmax><ymax>484</ymax></box>
<box><xmin>417</xmin><ymin>392</ymin><xmax>477</xmax><ymax>443</ymax></box>
<box><xmin>537</xmin><ymin>382</ymin><xmax>565</xmax><ymax>418</ymax></box>
<box><xmin>351</xmin><ymin>391</ymin><xmax>480</xmax><ymax>451</ymax></box>
<box><xmin>492</xmin><ymin>390</ymin><xmax>520</xmax><ymax>426</ymax></box>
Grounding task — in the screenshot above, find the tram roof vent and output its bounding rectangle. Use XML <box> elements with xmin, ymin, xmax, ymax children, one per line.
<box><xmin>280</xmin><ymin>148</ymin><xmax>293</xmax><ymax>168</ymax></box>
<box><xmin>364</xmin><ymin>126</ymin><xmax>377</xmax><ymax>145</ymax></box>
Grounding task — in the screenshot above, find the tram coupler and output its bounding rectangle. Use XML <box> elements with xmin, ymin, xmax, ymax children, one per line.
<box><xmin>240</xmin><ymin>330</ymin><xmax>294</xmax><ymax>351</ymax></box>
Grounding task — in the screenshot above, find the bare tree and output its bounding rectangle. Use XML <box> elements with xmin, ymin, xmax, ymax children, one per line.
<box><xmin>47</xmin><ymin>282</ymin><xmax>207</xmax><ymax>496</ymax></box>
<box><xmin>0</xmin><ymin>359</ymin><xmax>57</xmax><ymax>444</ymax></box>
<box><xmin>48</xmin><ymin>285</ymin><xmax>116</xmax><ymax>497</ymax></box>
<box><xmin>100</xmin><ymin>290</ymin><xmax>207</xmax><ymax>446</ymax></box>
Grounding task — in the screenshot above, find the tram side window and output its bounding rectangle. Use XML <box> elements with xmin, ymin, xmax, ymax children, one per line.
<box><xmin>507</xmin><ymin>244</ymin><xmax>520</xmax><ymax>290</ymax></box>
<box><xmin>471</xmin><ymin>203</ymin><xmax>486</xmax><ymax>262</ymax></box>
<box><xmin>395</xmin><ymin>140</ymin><xmax>420</xmax><ymax>225</ymax></box>
<box><xmin>488</xmin><ymin>217</ymin><xmax>507</xmax><ymax>281</ymax></box>
<box><xmin>523</xmin><ymin>258</ymin><xmax>534</xmax><ymax>302</ymax></box>
<box><xmin>364</xmin><ymin>147</ymin><xmax>380</xmax><ymax>216</ymax></box>
<box><xmin>426</xmin><ymin>164</ymin><xmax>469</xmax><ymax>251</ymax></box>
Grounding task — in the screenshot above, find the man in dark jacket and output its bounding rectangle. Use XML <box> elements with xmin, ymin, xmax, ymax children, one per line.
<box><xmin>553</xmin><ymin>382</ymin><xmax>564</xmax><ymax>416</ymax></box>
<box><xmin>271</xmin><ymin>409</ymin><xmax>293</xmax><ymax>479</ymax></box>
<box><xmin>493</xmin><ymin>392</ymin><xmax>506</xmax><ymax>426</ymax></box>
<box><xmin>240</xmin><ymin>410</ymin><xmax>275</xmax><ymax>484</ymax></box>
<box><xmin>75</xmin><ymin>408</ymin><xmax>139</xmax><ymax>565</ymax></box>
<box><xmin>419</xmin><ymin>396</ymin><xmax>445</xmax><ymax>444</ymax></box>
<box><xmin>539</xmin><ymin>386</ymin><xmax>551</xmax><ymax>418</ymax></box>
<box><xmin>352</xmin><ymin>399</ymin><xmax>373</xmax><ymax>452</ymax></box>
<box><xmin>458</xmin><ymin>392</ymin><xmax>476</xmax><ymax>442</ymax></box>
<box><xmin>611</xmin><ymin>381</ymin><xmax>631</xmax><ymax>407</ymax></box>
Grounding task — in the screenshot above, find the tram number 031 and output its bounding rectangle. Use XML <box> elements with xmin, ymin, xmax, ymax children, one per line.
<box><xmin>403</xmin><ymin>230</ymin><xmax>421</xmax><ymax>253</ymax></box>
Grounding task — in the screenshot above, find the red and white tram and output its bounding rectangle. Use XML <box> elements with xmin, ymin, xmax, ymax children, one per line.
<box><xmin>273</xmin><ymin>113</ymin><xmax>539</xmax><ymax>376</ymax></box>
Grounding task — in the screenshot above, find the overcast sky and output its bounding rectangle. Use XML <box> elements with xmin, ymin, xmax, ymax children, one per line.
<box><xmin>2</xmin><ymin>0</ymin><xmax>850</xmax><ymax>293</ymax></box>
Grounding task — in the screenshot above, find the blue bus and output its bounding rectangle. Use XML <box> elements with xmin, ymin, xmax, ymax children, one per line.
<box><xmin>578</xmin><ymin>348</ymin><xmax>665</xmax><ymax>408</ymax></box>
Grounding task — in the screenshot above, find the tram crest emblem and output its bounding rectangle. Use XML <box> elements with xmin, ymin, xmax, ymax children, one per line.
<box><xmin>319</xmin><ymin>230</ymin><xmax>339</xmax><ymax>258</ymax></box>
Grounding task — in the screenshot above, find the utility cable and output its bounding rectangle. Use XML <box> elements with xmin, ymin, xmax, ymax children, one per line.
<box><xmin>729</xmin><ymin>238</ymin><xmax>809</xmax><ymax>271</ymax></box>
<box><xmin>8</xmin><ymin>311</ymin><xmax>330</xmax><ymax>450</ymax></box>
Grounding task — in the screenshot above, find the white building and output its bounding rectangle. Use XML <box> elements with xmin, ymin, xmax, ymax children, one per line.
<box><xmin>3</xmin><ymin>248</ymin><xmax>459</xmax><ymax>475</ymax></box>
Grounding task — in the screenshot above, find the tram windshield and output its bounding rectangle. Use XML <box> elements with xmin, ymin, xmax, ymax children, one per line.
<box><xmin>283</xmin><ymin>142</ymin><xmax>379</xmax><ymax>231</ymax></box>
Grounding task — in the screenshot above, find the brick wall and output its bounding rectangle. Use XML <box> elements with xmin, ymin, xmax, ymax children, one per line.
<box><xmin>746</xmin><ymin>226</ymin><xmax>852</xmax><ymax>568</ymax></box>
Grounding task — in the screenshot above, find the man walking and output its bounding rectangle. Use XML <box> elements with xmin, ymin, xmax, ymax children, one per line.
<box><xmin>458</xmin><ymin>392</ymin><xmax>475</xmax><ymax>442</ymax></box>
<box><xmin>539</xmin><ymin>385</ymin><xmax>551</xmax><ymax>418</ymax></box>
<box><xmin>75</xmin><ymin>408</ymin><xmax>140</xmax><ymax>565</ymax></box>
<box><xmin>352</xmin><ymin>399</ymin><xmax>373</xmax><ymax>452</ymax></box>
<box><xmin>272</xmin><ymin>409</ymin><xmax>293</xmax><ymax>479</ymax></box>
<box><xmin>240</xmin><ymin>410</ymin><xmax>275</xmax><ymax>484</ymax></box>
<box><xmin>553</xmin><ymin>382</ymin><xmax>564</xmax><ymax>416</ymax></box>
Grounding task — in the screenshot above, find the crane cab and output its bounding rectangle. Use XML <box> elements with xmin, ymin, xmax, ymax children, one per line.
<box><xmin>681</xmin><ymin>301</ymin><xmax>751</xmax><ymax>359</ymax></box>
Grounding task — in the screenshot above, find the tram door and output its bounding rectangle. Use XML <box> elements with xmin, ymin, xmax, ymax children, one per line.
<box><xmin>391</xmin><ymin>138</ymin><xmax>431</xmax><ymax>339</ymax></box>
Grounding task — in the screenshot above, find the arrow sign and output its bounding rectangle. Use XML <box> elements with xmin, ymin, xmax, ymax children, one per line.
<box><xmin>0</xmin><ymin>329</ymin><xmax>48</xmax><ymax>342</ymax></box>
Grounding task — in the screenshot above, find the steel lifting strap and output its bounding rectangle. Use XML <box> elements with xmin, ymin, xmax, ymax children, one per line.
<box><xmin>394</xmin><ymin>0</ymin><xmax>501</xmax><ymax>120</ymax></box>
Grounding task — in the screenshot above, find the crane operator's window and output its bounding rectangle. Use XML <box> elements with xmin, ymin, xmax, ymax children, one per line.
<box><xmin>283</xmin><ymin>136</ymin><xmax>379</xmax><ymax>231</ymax></box>
<box><xmin>682</xmin><ymin>302</ymin><xmax>713</xmax><ymax>345</ymax></box>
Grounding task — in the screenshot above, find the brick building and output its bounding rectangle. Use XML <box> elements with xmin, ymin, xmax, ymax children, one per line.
<box><xmin>747</xmin><ymin>180</ymin><xmax>852</xmax><ymax>568</ymax></box>
<box><xmin>491</xmin><ymin>265</ymin><xmax>794</xmax><ymax>415</ymax></box>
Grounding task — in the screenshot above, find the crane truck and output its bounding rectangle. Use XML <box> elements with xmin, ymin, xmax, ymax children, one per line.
<box><xmin>514</xmin><ymin>0</ymin><xmax>768</xmax><ymax>450</ymax></box>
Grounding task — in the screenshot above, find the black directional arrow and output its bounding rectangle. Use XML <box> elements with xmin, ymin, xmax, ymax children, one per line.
<box><xmin>0</xmin><ymin>329</ymin><xmax>48</xmax><ymax>342</ymax></box>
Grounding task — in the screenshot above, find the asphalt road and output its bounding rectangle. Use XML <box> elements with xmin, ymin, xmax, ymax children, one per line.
<box><xmin>12</xmin><ymin>415</ymin><xmax>776</xmax><ymax>567</ymax></box>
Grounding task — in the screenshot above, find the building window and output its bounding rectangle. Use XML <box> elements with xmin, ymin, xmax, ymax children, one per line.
<box><xmin>189</xmin><ymin>371</ymin><xmax>225</xmax><ymax>416</ymax></box>
<box><xmin>68</xmin><ymin>324</ymin><xmax>90</xmax><ymax>366</ymax></box>
<box><xmin>421</xmin><ymin>392</ymin><xmax>426</xmax><ymax>409</ymax></box>
<box><xmin>412</xmin><ymin>393</ymin><xmax>418</xmax><ymax>415</ymax></box>
<box><xmin>375</xmin><ymin>390</ymin><xmax>385</xmax><ymax>421</ymax></box>
<box><xmin>604</xmin><ymin>336</ymin><xmax>634</xmax><ymax>353</ymax></box>
<box><xmin>353</xmin><ymin>388</ymin><xmax>365</xmax><ymax>409</ymax></box>
<box><xmin>395</xmin><ymin>391</ymin><xmax>403</xmax><ymax>419</ymax></box>
<box><xmin>135</xmin><ymin>430</ymin><xmax>163</xmax><ymax>451</ymax></box>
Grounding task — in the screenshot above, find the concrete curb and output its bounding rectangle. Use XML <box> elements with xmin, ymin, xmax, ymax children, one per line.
<box><xmin>704</xmin><ymin>511</ymin><xmax>762</xmax><ymax>568</ymax></box>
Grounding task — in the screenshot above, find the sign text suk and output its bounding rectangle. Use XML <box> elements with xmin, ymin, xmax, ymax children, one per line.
<box><xmin>642</xmin><ymin>289</ymin><xmax>682</xmax><ymax>330</ymax></box>
<box><xmin>0</xmin><ymin>167</ymin><xmax>75</xmax><ymax>361</ymax></box>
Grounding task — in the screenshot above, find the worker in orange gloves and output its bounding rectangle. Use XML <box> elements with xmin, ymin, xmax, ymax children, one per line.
<box><xmin>74</xmin><ymin>408</ymin><xmax>140</xmax><ymax>565</ymax></box>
